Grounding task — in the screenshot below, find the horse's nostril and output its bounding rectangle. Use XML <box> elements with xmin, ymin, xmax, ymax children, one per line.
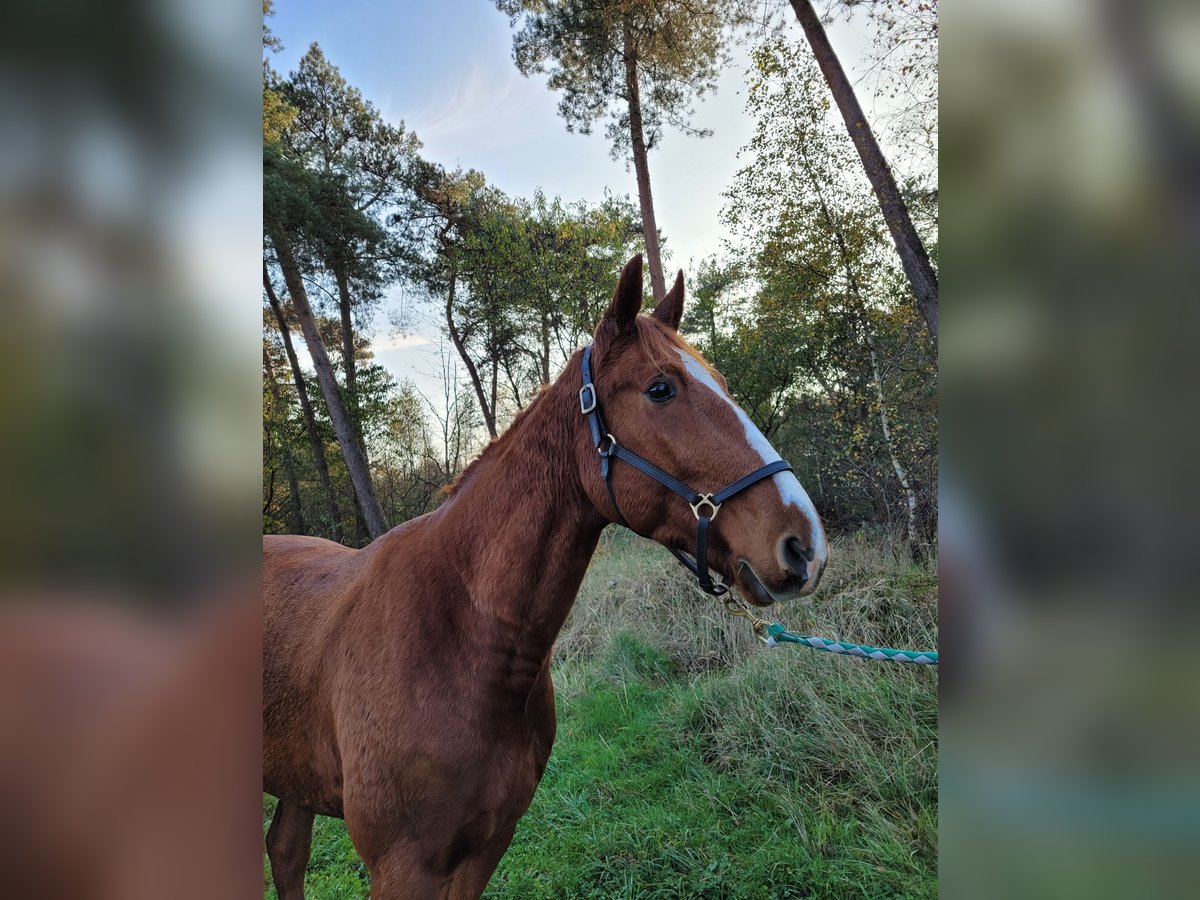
<box><xmin>782</xmin><ymin>536</ymin><xmax>811</xmax><ymax>582</ymax></box>
<box><xmin>793</xmin><ymin>537</ymin><xmax>815</xmax><ymax>562</ymax></box>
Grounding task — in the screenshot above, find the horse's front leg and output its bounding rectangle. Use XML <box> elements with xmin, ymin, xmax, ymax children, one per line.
<box><xmin>364</xmin><ymin>846</ymin><xmax>449</xmax><ymax>900</ymax></box>
<box><xmin>345</xmin><ymin>805</ymin><xmax>463</xmax><ymax>899</ymax></box>
<box><xmin>444</xmin><ymin>817</ymin><xmax>520</xmax><ymax>900</ymax></box>
<box><xmin>351</xmin><ymin>807</ymin><xmax>517</xmax><ymax>899</ymax></box>
<box><xmin>265</xmin><ymin>800</ymin><xmax>315</xmax><ymax>900</ymax></box>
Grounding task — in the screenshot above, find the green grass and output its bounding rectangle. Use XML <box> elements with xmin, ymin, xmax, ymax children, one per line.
<box><xmin>265</xmin><ymin>531</ymin><xmax>938</xmax><ymax>898</ymax></box>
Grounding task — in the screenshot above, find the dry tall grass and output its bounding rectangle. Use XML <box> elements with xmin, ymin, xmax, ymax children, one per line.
<box><xmin>557</xmin><ymin>528</ymin><xmax>939</xmax><ymax>676</ymax></box>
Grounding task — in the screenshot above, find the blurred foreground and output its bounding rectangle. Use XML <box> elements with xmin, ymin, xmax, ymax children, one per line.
<box><xmin>0</xmin><ymin>0</ymin><xmax>261</xmax><ymax>897</ymax></box>
<box><xmin>942</xmin><ymin>0</ymin><xmax>1200</xmax><ymax>895</ymax></box>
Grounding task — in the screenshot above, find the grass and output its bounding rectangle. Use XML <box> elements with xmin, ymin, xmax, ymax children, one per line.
<box><xmin>264</xmin><ymin>530</ymin><xmax>938</xmax><ymax>898</ymax></box>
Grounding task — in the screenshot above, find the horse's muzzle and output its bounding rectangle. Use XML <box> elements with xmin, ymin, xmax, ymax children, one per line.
<box><xmin>735</xmin><ymin>560</ymin><xmax>810</xmax><ymax>606</ymax></box>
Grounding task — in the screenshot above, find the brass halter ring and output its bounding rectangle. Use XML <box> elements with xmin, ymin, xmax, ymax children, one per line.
<box><xmin>689</xmin><ymin>494</ymin><xmax>721</xmax><ymax>521</ymax></box>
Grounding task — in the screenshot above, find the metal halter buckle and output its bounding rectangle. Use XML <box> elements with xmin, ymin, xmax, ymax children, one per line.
<box><xmin>598</xmin><ymin>434</ymin><xmax>617</xmax><ymax>456</ymax></box>
<box><xmin>724</xmin><ymin>596</ymin><xmax>770</xmax><ymax>638</ymax></box>
<box><xmin>690</xmin><ymin>494</ymin><xmax>721</xmax><ymax>521</ymax></box>
<box><xmin>579</xmin><ymin>383</ymin><xmax>597</xmax><ymax>414</ymax></box>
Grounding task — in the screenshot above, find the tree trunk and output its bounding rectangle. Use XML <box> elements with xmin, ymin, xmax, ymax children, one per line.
<box><xmin>334</xmin><ymin>267</ymin><xmax>359</xmax><ymax>411</ymax></box>
<box><xmin>264</xmin><ymin>264</ymin><xmax>343</xmax><ymax>542</ymax></box>
<box><xmin>501</xmin><ymin>355</ymin><xmax>525</xmax><ymax>410</ymax></box>
<box><xmin>800</xmin><ymin>142</ymin><xmax>924</xmax><ymax>561</ymax></box>
<box><xmin>353</xmin><ymin>507</ymin><xmax>370</xmax><ymax>547</ymax></box>
<box><xmin>334</xmin><ymin>264</ymin><xmax>380</xmax><ymax>534</ymax></box>
<box><xmin>263</xmin><ymin>343</ymin><xmax>306</xmax><ymax>535</ymax></box>
<box><xmin>268</xmin><ymin>236</ymin><xmax>388</xmax><ymax>540</ymax></box>
<box><xmin>489</xmin><ymin>353</ymin><xmax>499</xmax><ymax>429</ymax></box>
<box><xmin>444</xmin><ymin>265</ymin><xmax>498</xmax><ymax>438</ymax></box>
<box><xmin>264</xmin><ymin>465</ymin><xmax>277</xmax><ymax>522</ymax></box>
<box><xmin>623</xmin><ymin>24</ymin><xmax>667</xmax><ymax>303</ymax></box>
<box><xmin>862</xmin><ymin>319</ymin><xmax>921</xmax><ymax>561</ymax></box>
<box><xmin>788</xmin><ymin>0</ymin><xmax>939</xmax><ymax>351</ymax></box>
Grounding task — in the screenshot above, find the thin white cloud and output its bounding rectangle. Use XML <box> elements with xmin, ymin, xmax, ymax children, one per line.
<box><xmin>406</xmin><ymin>62</ymin><xmax>542</xmax><ymax>154</ymax></box>
<box><xmin>373</xmin><ymin>333</ymin><xmax>435</xmax><ymax>351</ymax></box>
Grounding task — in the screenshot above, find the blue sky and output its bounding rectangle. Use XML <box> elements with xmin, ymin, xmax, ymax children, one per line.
<box><xmin>267</xmin><ymin>1</ymin><xmax>872</xmax><ymax>396</ymax></box>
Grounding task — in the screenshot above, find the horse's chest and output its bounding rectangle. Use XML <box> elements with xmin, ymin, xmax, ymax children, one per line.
<box><xmin>476</xmin><ymin>737</ymin><xmax>547</xmax><ymax>806</ymax></box>
<box><xmin>426</xmin><ymin>693</ymin><xmax>553</xmax><ymax>807</ymax></box>
<box><xmin>437</xmin><ymin>698</ymin><xmax>554</xmax><ymax>793</ymax></box>
<box><xmin>339</xmin><ymin>658</ymin><xmax>556</xmax><ymax>817</ymax></box>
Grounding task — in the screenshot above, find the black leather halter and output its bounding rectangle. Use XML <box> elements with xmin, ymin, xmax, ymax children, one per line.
<box><xmin>580</xmin><ymin>344</ymin><xmax>794</xmax><ymax>597</ymax></box>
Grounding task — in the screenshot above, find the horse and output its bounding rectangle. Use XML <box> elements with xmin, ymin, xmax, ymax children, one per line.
<box><xmin>262</xmin><ymin>254</ymin><xmax>827</xmax><ymax>899</ymax></box>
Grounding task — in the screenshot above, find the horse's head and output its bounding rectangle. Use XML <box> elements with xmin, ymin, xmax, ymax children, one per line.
<box><xmin>578</xmin><ymin>254</ymin><xmax>826</xmax><ymax>605</ymax></box>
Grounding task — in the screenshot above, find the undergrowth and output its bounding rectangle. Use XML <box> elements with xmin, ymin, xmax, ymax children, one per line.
<box><xmin>264</xmin><ymin>530</ymin><xmax>938</xmax><ymax>898</ymax></box>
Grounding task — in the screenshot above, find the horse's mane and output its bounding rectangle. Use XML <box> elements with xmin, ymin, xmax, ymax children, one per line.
<box><xmin>443</xmin><ymin>379</ymin><xmax>561</xmax><ymax>498</ymax></box>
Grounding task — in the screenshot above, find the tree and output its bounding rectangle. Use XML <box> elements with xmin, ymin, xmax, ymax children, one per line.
<box><xmin>417</xmin><ymin>340</ymin><xmax>486</xmax><ymax>489</ymax></box>
<box><xmin>263</xmin><ymin>338</ymin><xmax>305</xmax><ymax>534</ymax></box>
<box><xmin>263</xmin><ymin>264</ymin><xmax>344</xmax><ymax>540</ymax></box>
<box><xmin>263</xmin><ymin>39</ymin><xmax>427</xmax><ymax>542</ymax></box>
<box><xmin>517</xmin><ymin>190</ymin><xmax>642</xmax><ymax>384</ymax></box>
<box><xmin>264</xmin><ymin>140</ymin><xmax>389</xmax><ymax>539</ymax></box>
<box><xmin>278</xmin><ymin>46</ymin><xmax>422</xmax><ymax>524</ymax></box>
<box><xmin>404</xmin><ymin>162</ymin><xmax>640</xmax><ymax>436</ymax></box>
<box><xmin>786</xmin><ymin>0</ymin><xmax>939</xmax><ymax>351</ymax></box>
<box><xmin>721</xmin><ymin>40</ymin><xmax>936</xmax><ymax>553</ymax></box>
<box><xmin>263</xmin><ymin>0</ymin><xmax>281</xmax><ymax>51</ymax></box>
<box><xmin>497</xmin><ymin>0</ymin><xmax>747</xmax><ymax>302</ymax></box>
<box><xmin>456</xmin><ymin>190</ymin><xmax>641</xmax><ymax>411</ymax></box>
<box><xmin>404</xmin><ymin>162</ymin><xmax>507</xmax><ymax>437</ymax></box>
<box><xmin>850</xmin><ymin>0</ymin><xmax>938</xmax><ymax>194</ymax></box>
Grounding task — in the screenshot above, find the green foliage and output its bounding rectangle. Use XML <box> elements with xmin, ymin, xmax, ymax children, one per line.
<box><xmin>691</xmin><ymin>38</ymin><xmax>937</xmax><ymax>540</ymax></box>
<box><xmin>497</xmin><ymin>0</ymin><xmax>747</xmax><ymax>157</ymax></box>
<box><xmin>278</xmin><ymin>45</ymin><xmax>422</xmax><ymax>328</ymax></box>
<box><xmin>457</xmin><ymin>189</ymin><xmax>642</xmax><ymax>405</ymax></box>
<box><xmin>405</xmin><ymin>161</ymin><xmax>640</xmax><ymax>428</ymax></box>
<box><xmin>263</xmin><ymin>533</ymin><xmax>937</xmax><ymax>899</ymax></box>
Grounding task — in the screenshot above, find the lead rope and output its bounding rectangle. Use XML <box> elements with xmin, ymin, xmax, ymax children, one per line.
<box><xmin>580</xmin><ymin>346</ymin><xmax>937</xmax><ymax>666</ymax></box>
<box><xmin>722</xmin><ymin>595</ymin><xmax>938</xmax><ymax>666</ymax></box>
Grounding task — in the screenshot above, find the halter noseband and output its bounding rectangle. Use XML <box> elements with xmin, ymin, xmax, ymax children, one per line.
<box><xmin>580</xmin><ymin>344</ymin><xmax>794</xmax><ymax>597</ymax></box>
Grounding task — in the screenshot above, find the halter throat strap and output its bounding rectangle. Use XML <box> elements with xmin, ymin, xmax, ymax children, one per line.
<box><xmin>580</xmin><ymin>344</ymin><xmax>793</xmax><ymax>597</ymax></box>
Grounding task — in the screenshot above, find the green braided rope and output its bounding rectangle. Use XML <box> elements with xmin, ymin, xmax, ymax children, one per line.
<box><xmin>764</xmin><ymin>622</ymin><xmax>938</xmax><ymax>665</ymax></box>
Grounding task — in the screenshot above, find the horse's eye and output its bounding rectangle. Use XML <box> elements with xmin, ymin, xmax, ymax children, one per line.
<box><xmin>645</xmin><ymin>381</ymin><xmax>674</xmax><ymax>403</ymax></box>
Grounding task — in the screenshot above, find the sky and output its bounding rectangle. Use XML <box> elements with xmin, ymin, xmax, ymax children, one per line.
<box><xmin>266</xmin><ymin>0</ymin><xmax>875</xmax><ymax>399</ymax></box>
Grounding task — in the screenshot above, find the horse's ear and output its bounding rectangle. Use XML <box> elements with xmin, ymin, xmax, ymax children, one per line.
<box><xmin>652</xmin><ymin>270</ymin><xmax>685</xmax><ymax>331</ymax></box>
<box><xmin>602</xmin><ymin>254</ymin><xmax>645</xmax><ymax>335</ymax></box>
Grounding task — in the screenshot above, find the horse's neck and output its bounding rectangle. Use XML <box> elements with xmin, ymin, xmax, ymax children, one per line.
<box><xmin>431</xmin><ymin>372</ymin><xmax>605</xmax><ymax>677</ymax></box>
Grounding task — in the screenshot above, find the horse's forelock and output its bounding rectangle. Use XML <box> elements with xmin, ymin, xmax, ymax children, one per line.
<box><xmin>595</xmin><ymin>313</ymin><xmax>715</xmax><ymax>380</ymax></box>
<box><xmin>634</xmin><ymin>316</ymin><xmax>721</xmax><ymax>384</ymax></box>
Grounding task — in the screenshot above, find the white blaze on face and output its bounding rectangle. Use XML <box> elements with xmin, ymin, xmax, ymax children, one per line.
<box><xmin>676</xmin><ymin>349</ymin><xmax>826</xmax><ymax>561</ymax></box>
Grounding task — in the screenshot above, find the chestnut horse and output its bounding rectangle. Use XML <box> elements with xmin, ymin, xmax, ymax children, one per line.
<box><xmin>263</xmin><ymin>255</ymin><xmax>827</xmax><ymax>898</ymax></box>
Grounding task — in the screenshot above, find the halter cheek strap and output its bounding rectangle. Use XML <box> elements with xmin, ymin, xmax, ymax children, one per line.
<box><xmin>580</xmin><ymin>345</ymin><xmax>794</xmax><ymax>597</ymax></box>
